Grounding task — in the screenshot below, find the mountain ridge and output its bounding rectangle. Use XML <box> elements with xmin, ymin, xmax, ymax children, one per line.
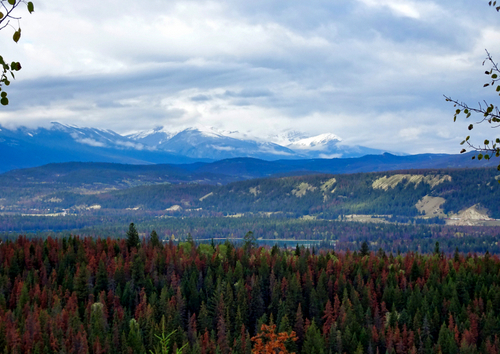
<box><xmin>0</xmin><ymin>122</ymin><xmax>391</xmax><ymax>172</ymax></box>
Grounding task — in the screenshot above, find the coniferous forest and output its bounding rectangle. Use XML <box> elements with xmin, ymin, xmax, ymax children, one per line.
<box><xmin>2</xmin><ymin>229</ymin><xmax>500</xmax><ymax>354</ymax></box>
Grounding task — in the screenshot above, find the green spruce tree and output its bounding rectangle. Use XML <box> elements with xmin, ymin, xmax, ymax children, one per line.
<box><xmin>150</xmin><ymin>230</ymin><xmax>162</xmax><ymax>248</ymax></box>
<box><xmin>127</xmin><ymin>223</ymin><xmax>140</xmax><ymax>250</ymax></box>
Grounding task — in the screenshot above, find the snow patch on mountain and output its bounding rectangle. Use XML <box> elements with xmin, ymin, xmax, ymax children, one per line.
<box><xmin>287</xmin><ymin>133</ymin><xmax>342</xmax><ymax>151</ymax></box>
<box><xmin>268</xmin><ymin>130</ymin><xmax>309</xmax><ymax>146</ymax></box>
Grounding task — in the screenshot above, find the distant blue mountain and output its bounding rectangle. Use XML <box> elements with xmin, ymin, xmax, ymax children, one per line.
<box><xmin>0</xmin><ymin>123</ymin><xmax>206</xmax><ymax>172</ymax></box>
<box><xmin>0</xmin><ymin>122</ymin><xmax>394</xmax><ymax>172</ymax></box>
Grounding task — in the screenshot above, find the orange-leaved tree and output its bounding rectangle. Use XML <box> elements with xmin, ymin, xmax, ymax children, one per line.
<box><xmin>251</xmin><ymin>324</ymin><xmax>297</xmax><ymax>354</ymax></box>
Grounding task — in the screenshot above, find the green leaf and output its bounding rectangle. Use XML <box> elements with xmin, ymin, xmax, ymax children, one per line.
<box><xmin>485</xmin><ymin>139</ymin><xmax>490</xmax><ymax>145</ymax></box>
<box><xmin>0</xmin><ymin>97</ymin><xmax>8</xmax><ymax>106</ymax></box>
<box><xmin>453</xmin><ymin>116</ymin><xmax>457</xmax><ymax>122</ymax></box>
<box><xmin>13</xmin><ymin>29</ymin><xmax>21</xmax><ymax>43</ymax></box>
<box><xmin>455</xmin><ymin>109</ymin><xmax>461</xmax><ymax>114</ymax></box>
<box><xmin>27</xmin><ymin>2</ymin><xmax>34</xmax><ymax>13</ymax></box>
<box><xmin>7</xmin><ymin>0</ymin><xmax>15</xmax><ymax>5</ymax></box>
<box><xmin>0</xmin><ymin>92</ymin><xmax>6</xmax><ymax>98</ymax></box>
<box><xmin>466</xmin><ymin>136</ymin><xmax>470</xmax><ymax>141</ymax></box>
<box><xmin>10</xmin><ymin>62</ymin><xmax>21</xmax><ymax>71</ymax></box>
<box><xmin>0</xmin><ymin>12</ymin><xmax>4</xmax><ymax>19</ymax></box>
<box><xmin>460</xmin><ymin>140</ymin><xmax>465</xmax><ymax>145</ymax></box>
<box><xmin>493</xmin><ymin>74</ymin><xmax>498</xmax><ymax>79</ymax></box>
<box><xmin>478</xmin><ymin>154</ymin><xmax>483</xmax><ymax>160</ymax></box>
<box><xmin>468</xmin><ymin>124</ymin><xmax>474</xmax><ymax>130</ymax></box>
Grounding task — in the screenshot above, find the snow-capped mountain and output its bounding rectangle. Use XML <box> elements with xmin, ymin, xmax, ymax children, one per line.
<box><xmin>126</xmin><ymin>126</ymin><xmax>174</xmax><ymax>147</ymax></box>
<box><xmin>0</xmin><ymin>122</ymin><xmax>388</xmax><ymax>173</ymax></box>
<box><xmin>0</xmin><ymin>123</ymin><xmax>200</xmax><ymax>173</ymax></box>
<box><xmin>267</xmin><ymin>131</ymin><xmax>384</xmax><ymax>159</ymax></box>
<box><xmin>51</xmin><ymin>122</ymin><xmax>148</xmax><ymax>151</ymax></box>
<box><xmin>150</xmin><ymin>127</ymin><xmax>298</xmax><ymax>160</ymax></box>
<box><xmin>288</xmin><ymin>133</ymin><xmax>342</xmax><ymax>149</ymax></box>
<box><xmin>267</xmin><ymin>130</ymin><xmax>310</xmax><ymax>146</ymax></box>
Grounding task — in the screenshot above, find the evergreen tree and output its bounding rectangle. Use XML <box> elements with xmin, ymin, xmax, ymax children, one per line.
<box><xmin>128</xmin><ymin>319</ymin><xmax>145</xmax><ymax>354</ymax></box>
<box><xmin>360</xmin><ymin>241</ymin><xmax>370</xmax><ymax>257</ymax></box>
<box><xmin>301</xmin><ymin>319</ymin><xmax>325</xmax><ymax>354</ymax></box>
<box><xmin>437</xmin><ymin>323</ymin><xmax>458</xmax><ymax>354</ymax></box>
<box><xmin>187</xmin><ymin>233</ymin><xmax>195</xmax><ymax>246</ymax></box>
<box><xmin>243</xmin><ymin>231</ymin><xmax>256</xmax><ymax>251</ymax></box>
<box><xmin>126</xmin><ymin>223</ymin><xmax>140</xmax><ymax>250</ymax></box>
<box><xmin>95</xmin><ymin>260</ymin><xmax>108</xmax><ymax>295</ymax></box>
<box><xmin>150</xmin><ymin>230</ymin><xmax>162</xmax><ymax>248</ymax></box>
<box><xmin>434</xmin><ymin>241</ymin><xmax>440</xmax><ymax>255</ymax></box>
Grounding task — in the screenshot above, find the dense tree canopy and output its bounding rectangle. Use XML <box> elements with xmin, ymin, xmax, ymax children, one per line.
<box><xmin>0</xmin><ymin>235</ymin><xmax>500</xmax><ymax>353</ymax></box>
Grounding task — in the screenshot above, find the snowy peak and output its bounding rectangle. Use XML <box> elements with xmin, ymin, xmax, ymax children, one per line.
<box><xmin>268</xmin><ymin>130</ymin><xmax>309</xmax><ymax>146</ymax></box>
<box><xmin>182</xmin><ymin>126</ymin><xmax>226</xmax><ymax>139</ymax></box>
<box><xmin>126</xmin><ymin>127</ymin><xmax>174</xmax><ymax>147</ymax></box>
<box><xmin>49</xmin><ymin>122</ymin><xmax>147</xmax><ymax>150</ymax></box>
<box><xmin>180</xmin><ymin>126</ymin><xmax>255</xmax><ymax>141</ymax></box>
<box><xmin>288</xmin><ymin>133</ymin><xmax>342</xmax><ymax>150</ymax></box>
<box><xmin>155</xmin><ymin>126</ymin><xmax>297</xmax><ymax>160</ymax></box>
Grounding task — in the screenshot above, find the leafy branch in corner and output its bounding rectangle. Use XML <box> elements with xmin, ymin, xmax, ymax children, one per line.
<box><xmin>0</xmin><ymin>0</ymin><xmax>34</xmax><ymax>106</ymax></box>
<box><xmin>444</xmin><ymin>50</ymin><xmax>500</xmax><ymax>163</ymax></box>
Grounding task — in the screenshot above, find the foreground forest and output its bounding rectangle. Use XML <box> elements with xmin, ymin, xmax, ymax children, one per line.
<box><xmin>1</xmin><ymin>234</ymin><xmax>500</xmax><ymax>353</ymax></box>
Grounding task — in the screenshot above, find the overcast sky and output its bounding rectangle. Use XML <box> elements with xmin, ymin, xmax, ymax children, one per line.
<box><xmin>0</xmin><ymin>0</ymin><xmax>499</xmax><ymax>154</ymax></box>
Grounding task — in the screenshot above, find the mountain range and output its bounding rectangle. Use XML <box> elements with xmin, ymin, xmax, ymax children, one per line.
<box><xmin>0</xmin><ymin>122</ymin><xmax>386</xmax><ymax>172</ymax></box>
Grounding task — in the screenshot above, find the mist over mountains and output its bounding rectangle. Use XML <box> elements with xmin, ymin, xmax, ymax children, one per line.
<box><xmin>0</xmin><ymin>122</ymin><xmax>387</xmax><ymax>172</ymax></box>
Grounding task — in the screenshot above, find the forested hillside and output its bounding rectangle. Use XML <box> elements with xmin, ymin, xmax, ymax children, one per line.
<box><xmin>9</xmin><ymin>167</ymin><xmax>498</xmax><ymax>221</ymax></box>
<box><xmin>1</xmin><ymin>235</ymin><xmax>500</xmax><ymax>353</ymax></box>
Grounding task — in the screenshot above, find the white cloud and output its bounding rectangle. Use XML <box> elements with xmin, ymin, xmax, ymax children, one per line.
<box><xmin>356</xmin><ymin>0</ymin><xmax>442</xmax><ymax>19</ymax></box>
<box><xmin>0</xmin><ymin>0</ymin><xmax>497</xmax><ymax>154</ymax></box>
<box><xmin>73</xmin><ymin>137</ymin><xmax>106</xmax><ymax>147</ymax></box>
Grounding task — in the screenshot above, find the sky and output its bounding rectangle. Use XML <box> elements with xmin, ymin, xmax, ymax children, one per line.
<box><xmin>1</xmin><ymin>0</ymin><xmax>500</xmax><ymax>154</ymax></box>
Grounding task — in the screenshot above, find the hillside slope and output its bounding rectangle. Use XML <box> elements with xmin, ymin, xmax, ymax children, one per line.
<box><xmin>3</xmin><ymin>167</ymin><xmax>499</xmax><ymax>223</ymax></box>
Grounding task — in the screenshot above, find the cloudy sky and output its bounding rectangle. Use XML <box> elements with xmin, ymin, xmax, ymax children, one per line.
<box><xmin>0</xmin><ymin>0</ymin><xmax>499</xmax><ymax>154</ymax></box>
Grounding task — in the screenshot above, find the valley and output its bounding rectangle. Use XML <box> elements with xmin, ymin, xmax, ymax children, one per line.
<box><xmin>1</xmin><ymin>161</ymin><xmax>500</xmax><ymax>255</ymax></box>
